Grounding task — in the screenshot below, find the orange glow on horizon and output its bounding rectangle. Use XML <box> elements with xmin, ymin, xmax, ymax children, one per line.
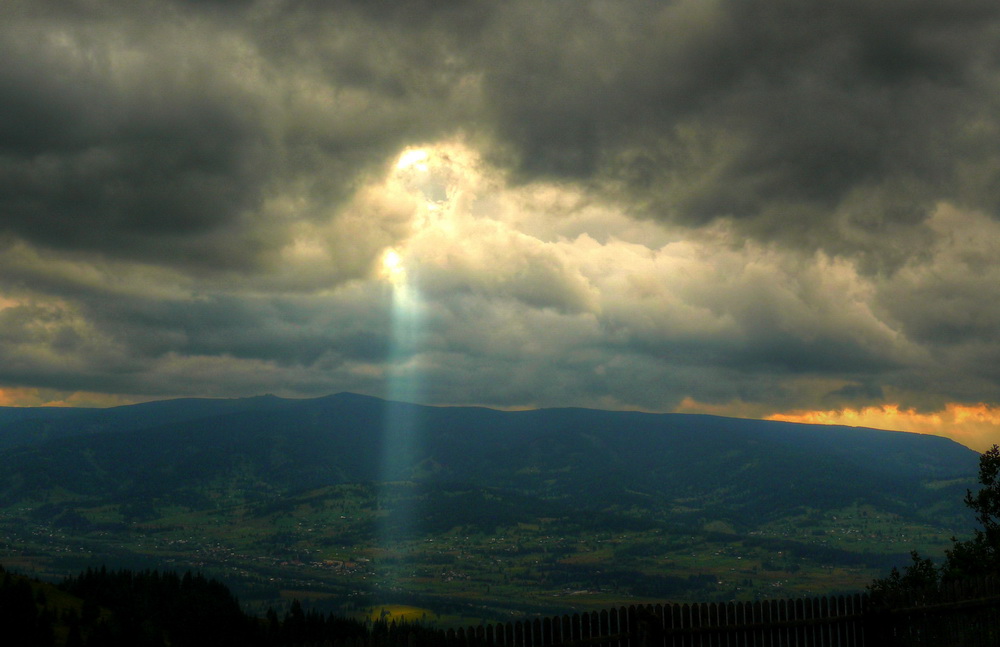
<box><xmin>3</xmin><ymin>387</ymin><xmax>999</xmax><ymax>452</ymax></box>
<box><xmin>675</xmin><ymin>396</ymin><xmax>1000</xmax><ymax>452</ymax></box>
<box><xmin>0</xmin><ymin>387</ymin><xmax>147</xmax><ymax>409</ymax></box>
<box><xmin>766</xmin><ymin>403</ymin><xmax>1000</xmax><ymax>452</ymax></box>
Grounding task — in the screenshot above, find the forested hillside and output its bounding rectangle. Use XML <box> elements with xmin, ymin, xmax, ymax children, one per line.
<box><xmin>0</xmin><ymin>393</ymin><xmax>977</xmax><ymax>525</ymax></box>
<box><xmin>0</xmin><ymin>393</ymin><xmax>980</xmax><ymax>620</ymax></box>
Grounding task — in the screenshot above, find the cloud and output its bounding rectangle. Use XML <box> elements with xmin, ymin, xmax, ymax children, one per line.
<box><xmin>0</xmin><ymin>386</ymin><xmax>141</xmax><ymax>408</ymax></box>
<box><xmin>0</xmin><ymin>136</ymin><xmax>912</xmax><ymax>408</ymax></box>
<box><xmin>1</xmin><ymin>8</ymin><xmax>275</xmax><ymax>267</ymax></box>
<box><xmin>768</xmin><ymin>403</ymin><xmax>1000</xmax><ymax>453</ymax></box>
<box><xmin>0</xmin><ymin>1</ymin><xmax>478</xmax><ymax>275</ymax></box>
<box><xmin>7</xmin><ymin>1</ymin><xmax>1000</xmax><ymax>271</ymax></box>
<box><xmin>2</xmin><ymin>2</ymin><xmax>1000</xmax><ymax>449</ymax></box>
<box><xmin>473</xmin><ymin>0</ymin><xmax>1000</xmax><ymax>266</ymax></box>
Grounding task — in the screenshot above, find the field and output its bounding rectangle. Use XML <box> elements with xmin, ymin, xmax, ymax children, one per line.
<box><xmin>0</xmin><ymin>481</ymin><xmax>959</xmax><ymax>626</ymax></box>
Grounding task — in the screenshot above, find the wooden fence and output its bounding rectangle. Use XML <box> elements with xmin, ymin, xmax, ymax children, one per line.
<box><xmin>867</xmin><ymin>576</ymin><xmax>1000</xmax><ymax>646</ymax></box>
<box><xmin>416</xmin><ymin>578</ymin><xmax>1000</xmax><ymax>647</ymax></box>
<box><xmin>439</xmin><ymin>596</ymin><xmax>867</xmax><ymax>647</ymax></box>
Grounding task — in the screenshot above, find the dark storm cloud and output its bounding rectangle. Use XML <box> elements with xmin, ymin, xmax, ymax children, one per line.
<box><xmin>7</xmin><ymin>0</ymin><xmax>998</xmax><ymax>271</ymax></box>
<box><xmin>0</xmin><ymin>0</ymin><xmax>479</xmax><ymax>273</ymax></box>
<box><xmin>474</xmin><ymin>0</ymin><xmax>1000</xmax><ymax>262</ymax></box>
<box><xmin>3</xmin><ymin>0</ymin><xmax>1000</xmax><ymax>441</ymax></box>
<box><xmin>80</xmin><ymin>291</ymin><xmax>397</xmax><ymax>366</ymax></box>
<box><xmin>0</xmin><ymin>7</ymin><xmax>272</xmax><ymax>268</ymax></box>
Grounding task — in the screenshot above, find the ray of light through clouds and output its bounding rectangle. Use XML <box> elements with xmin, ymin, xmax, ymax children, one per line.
<box><xmin>376</xmin><ymin>150</ymin><xmax>432</xmax><ymax>559</ymax></box>
<box><xmin>3</xmin><ymin>1</ymin><xmax>1000</xmax><ymax>450</ymax></box>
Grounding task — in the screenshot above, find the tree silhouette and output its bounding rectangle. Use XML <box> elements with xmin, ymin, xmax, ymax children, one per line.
<box><xmin>943</xmin><ymin>444</ymin><xmax>1000</xmax><ymax>580</ymax></box>
<box><xmin>870</xmin><ymin>444</ymin><xmax>1000</xmax><ymax>597</ymax></box>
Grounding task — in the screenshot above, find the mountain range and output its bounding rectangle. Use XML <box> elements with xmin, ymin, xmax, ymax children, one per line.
<box><xmin>0</xmin><ymin>393</ymin><xmax>982</xmax><ymax>616</ymax></box>
<box><xmin>0</xmin><ymin>392</ymin><xmax>977</xmax><ymax>522</ymax></box>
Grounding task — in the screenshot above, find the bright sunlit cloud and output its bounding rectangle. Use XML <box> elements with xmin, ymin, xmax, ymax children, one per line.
<box><xmin>6</xmin><ymin>130</ymin><xmax>990</xmax><ymax>452</ymax></box>
<box><xmin>380</xmin><ymin>248</ymin><xmax>407</xmax><ymax>286</ymax></box>
<box><xmin>396</xmin><ymin>148</ymin><xmax>429</xmax><ymax>172</ymax></box>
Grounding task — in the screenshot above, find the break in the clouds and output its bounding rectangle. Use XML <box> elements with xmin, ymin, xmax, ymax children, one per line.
<box><xmin>3</xmin><ymin>1</ymin><xmax>1000</xmax><ymax>450</ymax></box>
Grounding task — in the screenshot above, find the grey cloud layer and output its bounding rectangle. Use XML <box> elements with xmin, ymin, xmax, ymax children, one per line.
<box><xmin>0</xmin><ymin>0</ymin><xmax>477</xmax><ymax>272</ymax></box>
<box><xmin>2</xmin><ymin>1</ymin><xmax>1000</xmax><ymax>416</ymax></box>
<box><xmin>477</xmin><ymin>1</ymin><xmax>1000</xmax><ymax>264</ymax></box>
<box><xmin>6</xmin><ymin>1</ymin><xmax>1000</xmax><ymax>266</ymax></box>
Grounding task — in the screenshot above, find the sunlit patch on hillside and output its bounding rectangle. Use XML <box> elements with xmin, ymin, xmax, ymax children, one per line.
<box><xmin>766</xmin><ymin>403</ymin><xmax>1000</xmax><ymax>452</ymax></box>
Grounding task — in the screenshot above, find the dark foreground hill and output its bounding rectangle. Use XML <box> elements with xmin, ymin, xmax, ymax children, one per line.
<box><xmin>0</xmin><ymin>393</ymin><xmax>981</xmax><ymax>619</ymax></box>
<box><xmin>0</xmin><ymin>562</ymin><xmax>377</xmax><ymax>647</ymax></box>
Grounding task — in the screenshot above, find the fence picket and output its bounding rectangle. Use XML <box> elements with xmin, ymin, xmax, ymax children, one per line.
<box><xmin>776</xmin><ymin>598</ymin><xmax>788</xmax><ymax>647</ymax></box>
<box><xmin>764</xmin><ymin>599</ymin><xmax>776</xmax><ymax>647</ymax></box>
<box><xmin>666</xmin><ymin>603</ymin><xmax>677</xmax><ymax>646</ymax></box>
<box><xmin>835</xmin><ymin>595</ymin><xmax>846</xmax><ymax>647</ymax></box>
<box><xmin>726</xmin><ymin>602</ymin><xmax>740</xmax><ymax>647</ymax></box>
<box><xmin>705</xmin><ymin>602</ymin><xmax>717</xmax><ymax>647</ymax></box>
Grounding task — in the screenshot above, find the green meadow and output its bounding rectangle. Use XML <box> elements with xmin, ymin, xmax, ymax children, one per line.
<box><xmin>0</xmin><ymin>481</ymin><xmax>956</xmax><ymax>626</ymax></box>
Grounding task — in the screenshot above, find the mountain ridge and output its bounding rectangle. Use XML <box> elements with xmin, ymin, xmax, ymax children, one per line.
<box><xmin>0</xmin><ymin>392</ymin><xmax>982</xmax><ymax>615</ymax></box>
<box><xmin>0</xmin><ymin>389</ymin><xmax>980</xmax><ymax>456</ymax></box>
<box><xmin>0</xmin><ymin>392</ymin><xmax>977</xmax><ymax>524</ymax></box>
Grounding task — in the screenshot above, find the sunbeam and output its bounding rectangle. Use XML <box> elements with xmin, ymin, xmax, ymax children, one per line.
<box><xmin>376</xmin><ymin>241</ymin><xmax>427</xmax><ymax>594</ymax></box>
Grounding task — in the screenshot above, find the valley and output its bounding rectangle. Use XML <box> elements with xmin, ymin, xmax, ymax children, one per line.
<box><xmin>0</xmin><ymin>393</ymin><xmax>977</xmax><ymax>626</ymax></box>
<box><xmin>0</xmin><ymin>484</ymin><xmax>958</xmax><ymax>626</ymax></box>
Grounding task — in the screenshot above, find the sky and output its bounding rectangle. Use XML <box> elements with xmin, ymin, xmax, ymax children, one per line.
<box><xmin>3</xmin><ymin>1</ymin><xmax>1000</xmax><ymax>451</ymax></box>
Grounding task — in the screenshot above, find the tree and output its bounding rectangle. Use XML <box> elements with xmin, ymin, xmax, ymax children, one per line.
<box><xmin>942</xmin><ymin>444</ymin><xmax>1000</xmax><ymax>581</ymax></box>
<box><xmin>869</xmin><ymin>444</ymin><xmax>1000</xmax><ymax>597</ymax></box>
<box><xmin>868</xmin><ymin>551</ymin><xmax>938</xmax><ymax>601</ymax></box>
<box><xmin>965</xmin><ymin>444</ymin><xmax>1000</xmax><ymax>530</ymax></box>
